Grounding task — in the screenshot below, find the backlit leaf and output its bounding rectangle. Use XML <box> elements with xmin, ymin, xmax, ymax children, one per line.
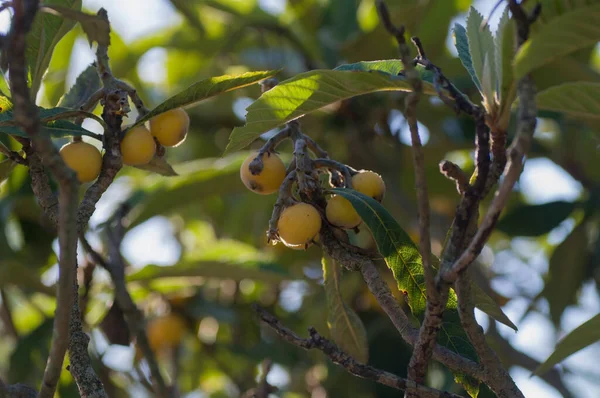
<box><xmin>453</xmin><ymin>23</ymin><xmax>481</xmax><ymax>91</ymax></box>
<box><xmin>323</xmin><ymin>255</ymin><xmax>369</xmax><ymax>363</ymax></box>
<box><xmin>133</xmin><ymin>70</ymin><xmax>279</xmax><ymax>127</ymax></box>
<box><xmin>26</xmin><ymin>0</ymin><xmax>82</xmax><ymax>97</ymax></box>
<box><xmin>41</xmin><ymin>4</ymin><xmax>110</xmax><ymax>46</ymax></box>
<box><xmin>536</xmin><ymin>83</ymin><xmax>600</xmax><ymax>120</ymax></box>
<box><xmin>535</xmin><ymin>314</ymin><xmax>600</xmax><ymax>376</ymax></box>
<box><xmin>131</xmin><ymin>155</ymin><xmax>178</xmax><ymax>177</ymax></box>
<box><xmin>58</xmin><ymin>64</ymin><xmax>101</xmax><ymax>109</ymax></box>
<box><xmin>514</xmin><ymin>4</ymin><xmax>600</xmax><ymax>79</ymax></box>
<box><xmin>0</xmin><ymin>107</ymin><xmax>96</xmax><ymax>138</ymax></box>
<box><xmin>224</xmin><ymin>61</ymin><xmax>441</xmax><ymax>154</ymax></box>
<box><xmin>465</xmin><ymin>7</ymin><xmax>496</xmax><ymax>99</ymax></box>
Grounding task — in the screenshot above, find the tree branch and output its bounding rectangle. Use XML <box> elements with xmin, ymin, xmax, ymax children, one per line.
<box><xmin>5</xmin><ymin>2</ymin><xmax>85</xmax><ymax>397</ymax></box>
<box><xmin>253</xmin><ymin>305</ymin><xmax>464</xmax><ymax>398</ymax></box>
<box><xmin>81</xmin><ymin>209</ymin><xmax>172</xmax><ymax>398</ymax></box>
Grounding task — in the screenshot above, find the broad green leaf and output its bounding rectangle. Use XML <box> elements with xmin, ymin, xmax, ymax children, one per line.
<box><xmin>58</xmin><ymin>64</ymin><xmax>101</xmax><ymax>108</ymax></box>
<box><xmin>224</xmin><ymin>63</ymin><xmax>441</xmax><ymax>154</ymax></box>
<box><xmin>470</xmin><ymin>283</ymin><xmax>517</xmax><ymax>331</ymax></box>
<box><xmin>0</xmin><ymin>72</ymin><xmax>10</xmax><ymax>98</ymax></box>
<box><xmin>481</xmin><ymin>54</ymin><xmax>494</xmax><ymax>108</ymax></box>
<box><xmin>132</xmin><ymin>70</ymin><xmax>279</xmax><ymax>127</ymax></box>
<box><xmin>322</xmin><ymin>255</ymin><xmax>369</xmax><ymax>363</ymax></box>
<box><xmin>453</xmin><ymin>23</ymin><xmax>481</xmax><ymax>91</ymax></box>
<box><xmin>465</xmin><ymin>6</ymin><xmax>496</xmax><ymax>99</ymax></box>
<box><xmin>26</xmin><ymin>0</ymin><xmax>82</xmax><ymax>97</ymax></box>
<box><xmin>542</xmin><ymin>223</ymin><xmax>589</xmax><ymax>325</ymax></box>
<box><xmin>131</xmin><ymin>155</ymin><xmax>178</xmax><ymax>177</ymax></box>
<box><xmin>0</xmin><ymin>107</ymin><xmax>96</xmax><ymax>138</ymax></box>
<box><xmin>536</xmin><ymin>83</ymin><xmax>600</xmax><ymax>120</ymax></box>
<box><xmin>126</xmin><ymin>153</ymin><xmax>249</xmax><ymax>227</ymax></box>
<box><xmin>514</xmin><ymin>4</ymin><xmax>600</xmax><ymax>79</ymax></box>
<box><xmin>40</xmin><ymin>5</ymin><xmax>110</xmax><ymax>46</ymax></box>
<box><xmin>497</xmin><ymin>201</ymin><xmax>576</xmax><ymax>237</ymax></box>
<box><xmin>330</xmin><ymin>188</ymin><xmax>479</xmax><ymax>391</ymax></box>
<box><xmin>536</xmin><ymin>314</ymin><xmax>600</xmax><ymax>376</ymax></box>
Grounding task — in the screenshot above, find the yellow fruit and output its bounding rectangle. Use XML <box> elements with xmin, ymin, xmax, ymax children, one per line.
<box><xmin>352</xmin><ymin>170</ymin><xmax>386</xmax><ymax>201</ymax></box>
<box><xmin>326</xmin><ymin>195</ymin><xmax>361</xmax><ymax>229</ymax></box>
<box><xmin>121</xmin><ymin>126</ymin><xmax>156</xmax><ymax>166</ymax></box>
<box><xmin>240</xmin><ymin>152</ymin><xmax>286</xmax><ymax>195</ymax></box>
<box><xmin>59</xmin><ymin>141</ymin><xmax>102</xmax><ymax>183</ymax></box>
<box><xmin>149</xmin><ymin>108</ymin><xmax>190</xmax><ymax>147</ymax></box>
<box><xmin>349</xmin><ymin>226</ymin><xmax>376</xmax><ymax>250</ymax></box>
<box><xmin>146</xmin><ymin>314</ymin><xmax>187</xmax><ymax>352</ymax></box>
<box><xmin>278</xmin><ymin>203</ymin><xmax>322</xmax><ymax>246</ymax></box>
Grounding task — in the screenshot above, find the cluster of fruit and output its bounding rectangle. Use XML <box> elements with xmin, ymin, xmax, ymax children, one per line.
<box><xmin>59</xmin><ymin>108</ymin><xmax>190</xmax><ymax>183</ymax></box>
<box><xmin>239</xmin><ymin>146</ymin><xmax>385</xmax><ymax>251</ymax></box>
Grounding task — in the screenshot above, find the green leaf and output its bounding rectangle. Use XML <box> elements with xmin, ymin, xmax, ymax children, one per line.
<box><xmin>131</xmin><ymin>155</ymin><xmax>178</xmax><ymax>177</ymax></box>
<box><xmin>0</xmin><ymin>107</ymin><xmax>96</xmax><ymax>138</ymax></box>
<box><xmin>535</xmin><ymin>314</ymin><xmax>600</xmax><ymax>376</ymax></box>
<box><xmin>470</xmin><ymin>282</ymin><xmax>517</xmax><ymax>331</ymax></box>
<box><xmin>0</xmin><ymin>157</ymin><xmax>18</xmax><ymax>184</ymax></box>
<box><xmin>465</xmin><ymin>6</ymin><xmax>496</xmax><ymax>100</ymax></box>
<box><xmin>497</xmin><ymin>201</ymin><xmax>576</xmax><ymax>237</ymax></box>
<box><xmin>0</xmin><ymin>72</ymin><xmax>10</xmax><ymax>98</ymax></box>
<box><xmin>126</xmin><ymin>153</ymin><xmax>249</xmax><ymax>227</ymax></box>
<box><xmin>536</xmin><ymin>83</ymin><xmax>600</xmax><ymax>120</ymax></box>
<box><xmin>58</xmin><ymin>64</ymin><xmax>101</xmax><ymax>109</ymax></box>
<box><xmin>132</xmin><ymin>70</ymin><xmax>279</xmax><ymax>127</ymax></box>
<box><xmin>9</xmin><ymin>318</ymin><xmax>54</xmax><ymax>384</ymax></box>
<box><xmin>453</xmin><ymin>24</ymin><xmax>481</xmax><ymax>91</ymax></box>
<box><xmin>40</xmin><ymin>4</ymin><xmax>110</xmax><ymax>46</ymax></box>
<box><xmin>127</xmin><ymin>241</ymin><xmax>292</xmax><ymax>283</ymax></box>
<box><xmin>26</xmin><ymin>0</ymin><xmax>82</xmax><ymax>97</ymax></box>
<box><xmin>330</xmin><ymin>188</ymin><xmax>479</xmax><ymax>390</ymax></box>
<box><xmin>224</xmin><ymin>63</ymin><xmax>440</xmax><ymax>154</ymax></box>
<box><xmin>514</xmin><ymin>4</ymin><xmax>600</xmax><ymax>79</ymax></box>
<box><xmin>322</xmin><ymin>255</ymin><xmax>369</xmax><ymax>363</ymax></box>
<box><xmin>542</xmin><ymin>223</ymin><xmax>589</xmax><ymax>325</ymax></box>
<box><xmin>496</xmin><ymin>7</ymin><xmax>515</xmax><ymax>109</ymax></box>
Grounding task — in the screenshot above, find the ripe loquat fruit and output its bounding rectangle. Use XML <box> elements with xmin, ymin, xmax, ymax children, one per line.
<box><xmin>149</xmin><ymin>108</ymin><xmax>190</xmax><ymax>147</ymax></box>
<box><xmin>352</xmin><ymin>170</ymin><xmax>386</xmax><ymax>201</ymax></box>
<box><xmin>325</xmin><ymin>195</ymin><xmax>361</xmax><ymax>229</ymax></box>
<box><xmin>146</xmin><ymin>313</ymin><xmax>187</xmax><ymax>353</ymax></box>
<box><xmin>59</xmin><ymin>141</ymin><xmax>102</xmax><ymax>183</ymax></box>
<box><xmin>121</xmin><ymin>126</ymin><xmax>156</xmax><ymax>166</ymax></box>
<box><xmin>240</xmin><ymin>152</ymin><xmax>286</xmax><ymax>195</ymax></box>
<box><xmin>349</xmin><ymin>225</ymin><xmax>376</xmax><ymax>250</ymax></box>
<box><xmin>278</xmin><ymin>202</ymin><xmax>322</xmax><ymax>246</ymax></box>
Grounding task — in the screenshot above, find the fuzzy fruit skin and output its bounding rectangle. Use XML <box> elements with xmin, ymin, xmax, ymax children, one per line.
<box><xmin>278</xmin><ymin>203</ymin><xmax>322</xmax><ymax>246</ymax></box>
<box><xmin>326</xmin><ymin>195</ymin><xmax>361</xmax><ymax>229</ymax></box>
<box><xmin>121</xmin><ymin>126</ymin><xmax>156</xmax><ymax>166</ymax></box>
<box><xmin>240</xmin><ymin>152</ymin><xmax>286</xmax><ymax>195</ymax></box>
<box><xmin>146</xmin><ymin>314</ymin><xmax>187</xmax><ymax>352</ymax></box>
<box><xmin>352</xmin><ymin>170</ymin><xmax>386</xmax><ymax>201</ymax></box>
<box><xmin>59</xmin><ymin>141</ymin><xmax>102</xmax><ymax>183</ymax></box>
<box><xmin>149</xmin><ymin>108</ymin><xmax>190</xmax><ymax>147</ymax></box>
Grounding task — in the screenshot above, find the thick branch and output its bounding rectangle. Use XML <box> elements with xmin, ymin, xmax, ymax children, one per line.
<box><xmin>254</xmin><ymin>305</ymin><xmax>463</xmax><ymax>398</ymax></box>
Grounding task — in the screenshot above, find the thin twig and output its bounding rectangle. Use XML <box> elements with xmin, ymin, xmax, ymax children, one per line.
<box><xmin>253</xmin><ymin>305</ymin><xmax>464</xmax><ymax>398</ymax></box>
<box><xmin>439</xmin><ymin>161</ymin><xmax>469</xmax><ymax>195</ymax></box>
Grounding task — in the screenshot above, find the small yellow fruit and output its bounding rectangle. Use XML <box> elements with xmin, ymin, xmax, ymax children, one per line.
<box><xmin>121</xmin><ymin>126</ymin><xmax>156</xmax><ymax>166</ymax></box>
<box><xmin>352</xmin><ymin>170</ymin><xmax>386</xmax><ymax>201</ymax></box>
<box><xmin>59</xmin><ymin>141</ymin><xmax>102</xmax><ymax>183</ymax></box>
<box><xmin>149</xmin><ymin>108</ymin><xmax>190</xmax><ymax>147</ymax></box>
<box><xmin>146</xmin><ymin>314</ymin><xmax>187</xmax><ymax>352</ymax></box>
<box><xmin>326</xmin><ymin>195</ymin><xmax>361</xmax><ymax>229</ymax></box>
<box><xmin>349</xmin><ymin>226</ymin><xmax>376</xmax><ymax>250</ymax></box>
<box><xmin>240</xmin><ymin>152</ymin><xmax>286</xmax><ymax>195</ymax></box>
<box><xmin>278</xmin><ymin>203</ymin><xmax>322</xmax><ymax>246</ymax></box>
